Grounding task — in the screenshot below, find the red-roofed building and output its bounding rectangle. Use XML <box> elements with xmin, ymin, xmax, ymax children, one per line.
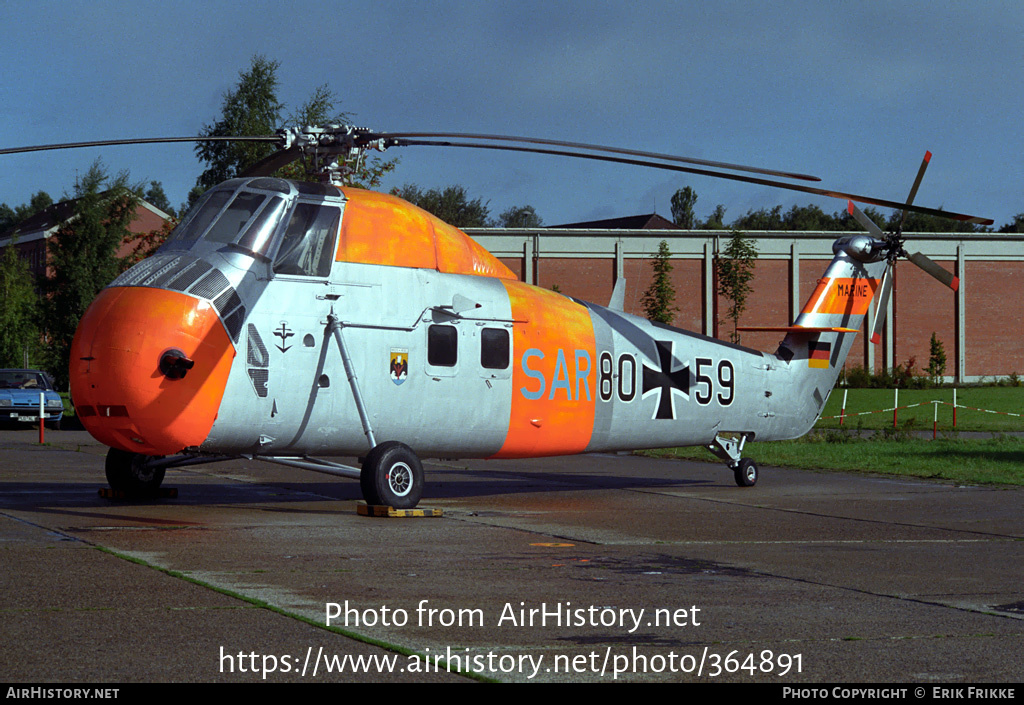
<box><xmin>0</xmin><ymin>195</ymin><xmax>171</xmax><ymax>282</ymax></box>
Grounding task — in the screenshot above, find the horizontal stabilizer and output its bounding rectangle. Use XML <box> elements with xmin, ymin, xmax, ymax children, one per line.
<box><xmin>736</xmin><ymin>326</ymin><xmax>859</xmax><ymax>333</ymax></box>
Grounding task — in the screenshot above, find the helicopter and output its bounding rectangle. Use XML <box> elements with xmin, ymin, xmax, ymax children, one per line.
<box><xmin>2</xmin><ymin>127</ymin><xmax>993</xmax><ymax>508</ymax></box>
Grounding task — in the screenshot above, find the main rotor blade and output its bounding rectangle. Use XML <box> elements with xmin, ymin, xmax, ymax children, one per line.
<box><xmin>238</xmin><ymin>146</ymin><xmax>303</xmax><ymax>178</ymax></box>
<box><xmin>397</xmin><ymin>139</ymin><xmax>994</xmax><ymax>225</ymax></box>
<box><xmin>907</xmin><ymin>251</ymin><xmax>959</xmax><ymax>291</ymax></box>
<box><xmin>378</xmin><ymin>131</ymin><xmax>821</xmax><ymax>182</ymax></box>
<box><xmin>0</xmin><ymin>135</ymin><xmax>279</xmax><ymax>156</ymax></box>
<box><xmin>870</xmin><ymin>265</ymin><xmax>893</xmax><ymax>345</ymax></box>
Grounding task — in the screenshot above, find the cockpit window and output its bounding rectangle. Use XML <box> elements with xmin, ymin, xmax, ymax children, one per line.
<box><xmin>273</xmin><ymin>203</ymin><xmax>341</xmax><ymax>277</ymax></box>
<box><xmin>158</xmin><ymin>189</ymin><xmax>288</xmax><ymax>258</ymax></box>
<box><xmin>204</xmin><ymin>192</ymin><xmax>266</xmax><ymax>245</ymax></box>
<box><xmin>161</xmin><ymin>190</ymin><xmax>232</xmax><ymax>250</ymax></box>
<box><xmin>157</xmin><ymin>181</ymin><xmax>342</xmax><ymax>273</ymax></box>
<box><xmin>236</xmin><ymin>196</ymin><xmax>286</xmax><ymax>256</ymax></box>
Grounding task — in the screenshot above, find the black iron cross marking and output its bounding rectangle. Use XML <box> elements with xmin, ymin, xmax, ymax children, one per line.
<box><xmin>641</xmin><ymin>340</ymin><xmax>690</xmax><ymax>420</ymax></box>
<box><xmin>274</xmin><ymin>323</ymin><xmax>294</xmax><ymax>353</ymax></box>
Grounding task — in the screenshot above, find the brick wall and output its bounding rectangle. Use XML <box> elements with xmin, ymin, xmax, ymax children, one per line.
<box><xmin>964</xmin><ymin>261</ymin><xmax>1024</xmax><ymax>376</ymax></box>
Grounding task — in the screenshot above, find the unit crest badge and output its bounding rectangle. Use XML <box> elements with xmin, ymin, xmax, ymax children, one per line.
<box><xmin>390</xmin><ymin>348</ymin><xmax>409</xmax><ymax>386</ymax></box>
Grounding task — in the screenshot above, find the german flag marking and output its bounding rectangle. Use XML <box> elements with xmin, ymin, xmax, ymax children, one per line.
<box><xmin>809</xmin><ymin>341</ymin><xmax>831</xmax><ymax>369</ymax></box>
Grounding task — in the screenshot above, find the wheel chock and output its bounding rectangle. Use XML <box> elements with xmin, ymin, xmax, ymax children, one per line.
<box><xmin>98</xmin><ymin>487</ymin><xmax>178</xmax><ymax>500</ymax></box>
<box><xmin>357</xmin><ymin>502</ymin><xmax>443</xmax><ymax>518</ymax></box>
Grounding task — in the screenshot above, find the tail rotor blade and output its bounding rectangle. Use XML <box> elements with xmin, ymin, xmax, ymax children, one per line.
<box><xmin>899</xmin><ymin>151</ymin><xmax>932</xmax><ymax>232</ymax></box>
<box><xmin>905</xmin><ymin>151</ymin><xmax>931</xmax><ymax>209</ymax></box>
<box><xmin>847</xmin><ymin>200</ymin><xmax>885</xmax><ymax>239</ymax></box>
<box><xmin>907</xmin><ymin>251</ymin><xmax>959</xmax><ymax>291</ymax></box>
<box><xmin>869</xmin><ymin>266</ymin><xmax>893</xmax><ymax>345</ymax></box>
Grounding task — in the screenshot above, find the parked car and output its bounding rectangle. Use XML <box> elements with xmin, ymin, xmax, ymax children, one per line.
<box><xmin>0</xmin><ymin>369</ymin><xmax>64</xmax><ymax>430</ymax></box>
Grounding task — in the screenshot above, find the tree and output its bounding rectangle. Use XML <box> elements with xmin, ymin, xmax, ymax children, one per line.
<box><xmin>0</xmin><ymin>241</ymin><xmax>39</xmax><ymax>367</ymax></box>
<box><xmin>191</xmin><ymin>55</ymin><xmax>282</xmax><ymax>203</ymax></box>
<box><xmin>120</xmin><ymin>217</ymin><xmax>178</xmax><ymax>271</ymax></box>
<box><xmin>142</xmin><ymin>181</ymin><xmax>175</xmax><ymax>217</ymax></box>
<box><xmin>189</xmin><ymin>57</ymin><xmax>396</xmax><ymax>207</ymax></box>
<box><xmin>731</xmin><ymin>205</ymin><xmax>784</xmax><ymax>231</ymax></box>
<box><xmin>725</xmin><ymin>203</ymin><xmax>889</xmax><ymax>232</ymax></box>
<box><xmin>670</xmin><ymin>186</ymin><xmax>697</xmax><ymax>229</ymax></box>
<box><xmin>716</xmin><ymin>229</ymin><xmax>758</xmax><ymax>343</ymax></box>
<box><xmin>497</xmin><ymin>205</ymin><xmax>542</xmax><ymax>228</ymax></box>
<box><xmin>890</xmin><ymin>210</ymin><xmax>980</xmax><ymax>234</ymax></box>
<box><xmin>927</xmin><ymin>332</ymin><xmax>947</xmax><ymax>385</ymax></box>
<box><xmin>640</xmin><ymin>240</ymin><xmax>678</xmax><ymax>324</ymax></box>
<box><xmin>0</xmin><ymin>191</ymin><xmax>54</xmax><ymax>233</ymax></box>
<box><xmin>42</xmin><ymin>160</ymin><xmax>139</xmax><ymax>388</ymax></box>
<box><xmin>781</xmin><ymin>204</ymin><xmax>833</xmax><ymax>231</ymax></box>
<box><xmin>998</xmin><ymin>213</ymin><xmax>1024</xmax><ymax>234</ymax></box>
<box><xmin>702</xmin><ymin>204</ymin><xmax>727</xmax><ymax>230</ymax></box>
<box><xmin>391</xmin><ymin>184</ymin><xmax>491</xmax><ymax>227</ymax></box>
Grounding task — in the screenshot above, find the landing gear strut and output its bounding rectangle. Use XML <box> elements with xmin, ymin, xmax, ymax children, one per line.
<box><xmin>707</xmin><ymin>433</ymin><xmax>758</xmax><ymax>487</ymax></box>
<box><xmin>325</xmin><ymin>312</ymin><xmax>425</xmax><ymax>509</ymax></box>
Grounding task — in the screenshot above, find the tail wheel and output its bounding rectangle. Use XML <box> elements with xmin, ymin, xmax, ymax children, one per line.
<box><xmin>105</xmin><ymin>447</ymin><xmax>165</xmax><ymax>494</ymax></box>
<box><xmin>734</xmin><ymin>458</ymin><xmax>758</xmax><ymax>487</ymax></box>
<box><xmin>360</xmin><ymin>441</ymin><xmax>424</xmax><ymax>509</ymax></box>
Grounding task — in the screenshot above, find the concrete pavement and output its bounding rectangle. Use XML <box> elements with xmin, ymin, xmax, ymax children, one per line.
<box><xmin>1</xmin><ymin>428</ymin><xmax>1021</xmax><ymax>683</ymax></box>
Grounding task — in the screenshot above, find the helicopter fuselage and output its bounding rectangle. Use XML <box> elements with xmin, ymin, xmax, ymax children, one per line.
<box><xmin>70</xmin><ymin>176</ymin><xmax>882</xmax><ymax>475</ymax></box>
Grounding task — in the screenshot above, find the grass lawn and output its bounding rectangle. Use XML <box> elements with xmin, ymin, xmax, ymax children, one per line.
<box><xmin>647</xmin><ymin>386</ymin><xmax>1024</xmax><ymax>486</ymax></box>
<box><xmin>644</xmin><ymin>433</ymin><xmax>1024</xmax><ymax>486</ymax></box>
<box><xmin>817</xmin><ymin>386</ymin><xmax>1024</xmax><ymax>433</ymax></box>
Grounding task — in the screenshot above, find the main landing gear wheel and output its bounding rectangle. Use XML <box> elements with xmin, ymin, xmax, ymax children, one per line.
<box><xmin>105</xmin><ymin>447</ymin><xmax>165</xmax><ymax>494</ymax></box>
<box><xmin>733</xmin><ymin>458</ymin><xmax>758</xmax><ymax>487</ymax></box>
<box><xmin>360</xmin><ymin>441</ymin><xmax>424</xmax><ymax>509</ymax></box>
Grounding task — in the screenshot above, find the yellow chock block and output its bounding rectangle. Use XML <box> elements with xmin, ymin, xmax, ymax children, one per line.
<box><xmin>357</xmin><ymin>502</ymin><xmax>443</xmax><ymax>518</ymax></box>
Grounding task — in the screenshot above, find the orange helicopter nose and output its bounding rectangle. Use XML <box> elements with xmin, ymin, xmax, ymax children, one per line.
<box><xmin>69</xmin><ymin>287</ymin><xmax>236</xmax><ymax>456</ymax></box>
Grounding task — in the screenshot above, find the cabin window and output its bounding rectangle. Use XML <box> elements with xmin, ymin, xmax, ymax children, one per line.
<box><xmin>480</xmin><ymin>328</ymin><xmax>509</xmax><ymax>370</ymax></box>
<box><xmin>273</xmin><ymin>203</ymin><xmax>341</xmax><ymax>277</ymax></box>
<box><xmin>428</xmin><ymin>325</ymin><xmax>458</xmax><ymax>367</ymax></box>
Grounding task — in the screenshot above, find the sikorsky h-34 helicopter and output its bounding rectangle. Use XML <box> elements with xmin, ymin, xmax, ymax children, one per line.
<box><xmin>4</xmin><ymin>128</ymin><xmax>993</xmax><ymax>508</ymax></box>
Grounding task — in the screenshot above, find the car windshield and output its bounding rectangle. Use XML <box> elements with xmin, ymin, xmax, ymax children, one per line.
<box><xmin>0</xmin><ymin>370</ymin><xmax>51</xmax><ymax>390</ymax></box>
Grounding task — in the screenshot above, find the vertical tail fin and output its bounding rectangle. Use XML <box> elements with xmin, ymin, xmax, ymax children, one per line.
<box><xmin>783</xmin><ymin>248</ymin><xmax>887</xmax><ymax>380</ymax></box>
<box><xmin>767</xmin><ymin>244</ymin><xmax>888</xmax><ymax>439</ymax></box>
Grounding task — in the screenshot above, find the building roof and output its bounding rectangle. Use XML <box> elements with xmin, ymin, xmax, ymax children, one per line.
<box><xmin>549</xmin><ymin>213</ymin><xmax>680</xmax><ymax>230</ymax></box>
<box><xmin>0</xmin><ymin>193</ymin><xmax>170</xmax><ymax>246</ymax></box>
<box><xmin>2</xmin><ymin>198</ymin><xmax>80</xmax><ymax>239</ymax></box>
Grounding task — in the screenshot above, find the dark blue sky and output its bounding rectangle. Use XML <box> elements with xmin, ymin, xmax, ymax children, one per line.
<box><xmin>2</xmin><ymin>0</ymin><xmax>1020</xmax><ymax>227</ymax></box>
